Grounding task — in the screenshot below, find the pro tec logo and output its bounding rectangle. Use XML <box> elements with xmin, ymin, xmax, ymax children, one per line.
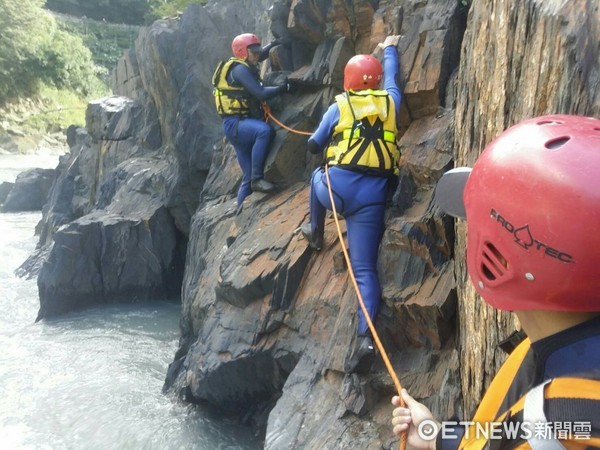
<box><xmin>489</xmin><ymin>209</ymin><xmax>574</xmax><ymax>263</ymax></box>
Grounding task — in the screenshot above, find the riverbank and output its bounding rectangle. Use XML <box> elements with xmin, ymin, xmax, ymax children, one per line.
<box><xmin>0</xmin><ymin>97</ymin><xmax>72</xmax><ymax>156</ymax></box>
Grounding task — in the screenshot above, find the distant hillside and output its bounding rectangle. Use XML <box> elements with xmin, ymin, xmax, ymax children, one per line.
<box><xmin>52</xmin><ymin>12</ymin><xmax>140</xmax><ymax>75</ymax></box>
<box><xmin>45</xmin><ymin>0</ymin><xmax>148</xmax><ymax>25</ymax></box>
<box><xmin>45</xmin><ymin>0</ymin><xmax>209</xmax><ymax>25</ymax></box>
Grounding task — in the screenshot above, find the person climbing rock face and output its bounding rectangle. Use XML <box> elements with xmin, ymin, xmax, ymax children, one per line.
<box><xmin>392</xmin><ymin>115</ymin><xmax>600</xmax><ymax>448</ymax></box>
<box><xmin>300</xmin><ymin>35</ymin><xmax>403</xmax><ymax>374</ymax></box>
<box><xmin>212</xmin><ymin>33</ymin><xmax>291</xmax><ymax>209</ymax></box>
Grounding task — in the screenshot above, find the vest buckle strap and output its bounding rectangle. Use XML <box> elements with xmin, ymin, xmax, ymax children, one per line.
<box><xmin>341</xmin><ymin>128</ymin><xmax>396</xmax><ymax>143</ymax></box>
<box><xmin>523</xmin><ymin>379</ymin><xmax>566</xmax><ymax>450</ymax></box>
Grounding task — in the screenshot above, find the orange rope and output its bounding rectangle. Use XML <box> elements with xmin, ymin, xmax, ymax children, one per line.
<box><xmin>324</xmin><ymin>164</ymin><xmax>407</xmax><ymax>450</ymax></box>
<box><xmin>263</xmin><ymin>103</ymin><xmax>313</xmax><ymax>136</ymax></box>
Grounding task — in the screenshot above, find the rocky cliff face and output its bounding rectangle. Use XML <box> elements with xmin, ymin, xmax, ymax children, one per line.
<box><xmin>26</xmin><ymin>0</ymin><xmax>599</xmax><ymax>448</ymax></box>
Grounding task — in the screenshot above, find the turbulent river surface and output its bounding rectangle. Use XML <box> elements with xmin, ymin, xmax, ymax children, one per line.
<box><xmin>0</xmin><ymin>155</ymin><xmax>260</xmax><ymax>450</ymax></box>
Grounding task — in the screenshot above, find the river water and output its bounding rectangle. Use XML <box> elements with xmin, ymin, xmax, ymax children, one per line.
<box><xmin>0</xmin><ymin>155</ymin><xmax>260</xmax><ymax>450</ymax></box>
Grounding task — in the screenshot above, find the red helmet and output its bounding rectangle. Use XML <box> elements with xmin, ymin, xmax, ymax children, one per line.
<box><xmin>435</xmin><ymin>115</ymin><xmax>600</xmax><ymax>312</ymax></box>
<box><xmin>231</xmin><ymin>33</ymin><xmax>261</xmax><ymax>59</ymax></box>
<box><xmin>343</xmin><ymin>55</ymin><xmax>383</xmax><ymax>90</ymax></box>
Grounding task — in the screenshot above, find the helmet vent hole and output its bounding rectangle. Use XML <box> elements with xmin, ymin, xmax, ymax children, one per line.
<box><xmin>481</xmin><ymin>242</ymin><xmax>508</xmax><ymax>282</ymax></box>
<box><xmin>545</xmin><ymin>136</ymin><xmax>570</xmax><ymax>149</ymax></box>
<box><xmin>481</xmin><ymin>263</ymin><xmax>496</xmax><ymax>281</ymax></box>
<box><xmin>537</xmin><ymin>120</ymin><xmax>563</xmax><ymax>126</ymax></box>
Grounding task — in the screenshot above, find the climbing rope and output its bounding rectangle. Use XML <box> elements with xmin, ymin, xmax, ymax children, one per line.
<box><xmin>324</xmin><ymin>164</ymin><xmax>408</xmax><ymax>450</ymax></box>
<box><xmin>262</xmin><ymin>102</ymin><xmax>314</xmax><ymax>136</ymax></box>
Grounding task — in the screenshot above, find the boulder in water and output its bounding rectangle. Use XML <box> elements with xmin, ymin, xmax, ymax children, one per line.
<box><xmin>0</xmin><ymin>181</ymin><xmax>14</xmax><ymax>204</ymax></box>
<box><xmin>1</xmin><ymin>168</ymin><xmax>55</xmax><ymax>212</ymax></box>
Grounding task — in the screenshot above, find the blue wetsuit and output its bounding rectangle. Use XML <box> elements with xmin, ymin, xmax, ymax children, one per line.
<box><xmin>222</xmin><ymin>45</ymin><xmax>285</xmax><ymax>206</ymax></box>
<box><xmin>307</xmin><ymin>45</ymin><xmax>401</xmax><ymax>335</ymax></box>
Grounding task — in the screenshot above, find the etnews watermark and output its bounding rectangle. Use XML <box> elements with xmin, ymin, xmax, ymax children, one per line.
<box><xmin>417</xmin><ymin>420</ymin><xmax>592</xmax><ymax>441</ymax></box>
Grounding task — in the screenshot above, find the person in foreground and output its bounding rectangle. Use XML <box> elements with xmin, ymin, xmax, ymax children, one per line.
<box><xmin>391</xmin><ymin>114</ymin><xmax>600</xmax><ymax>449</ymax></box>
<box><xmin>212</xmin><ymin>33</ymin><xmax>290</xmax><ymax>209</ymax></box>
<box><xmin>300</xmin><ymin>35</ymin><xmax>402</xmax><ymax>373</ymax></box>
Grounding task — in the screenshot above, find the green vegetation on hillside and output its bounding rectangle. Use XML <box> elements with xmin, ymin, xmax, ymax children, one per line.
<box><xmin>46</xmin><ymin>0</ymin><xmax>149</xmax><ymax>25</ymax></box>
<box><xmin>0</xmin><ymin>0</ymin><xmax>111</xmax><ymax>134</ymax></box>
<box><xmin>146</xmin><ymin>0</ymin><xmax>208</xmax><ymax>22</ymax></box>
<box><xmin>55</xmin><ymin>14</ymin><xmax>139</xmax><ymax>74</ymax></box>
<box><xmin>45</xmin><ymin>0</ymin><xmax>209</xmax><ymax>25</ymax></box>
<box><xmin>23</xmin><ymin>86</ymin><xmax>96</xmax><ymax>130</ymax></box>
<box><xmin>1</xmin><ymin>0</ymin><xmax>209</xmax><ymax>134</ymax></box>
<box><xmin>0</xmin><ymin>0</ymin><xmax>106</xmax><ymax>105</ymax></box>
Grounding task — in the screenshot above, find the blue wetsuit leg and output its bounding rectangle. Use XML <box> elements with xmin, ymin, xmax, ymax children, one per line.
<box><xmin>246</xmin><ymin>119</ymin><xmax>274</xmax><ymax>180</ymax></box>
<box><xmin>345</xmin><ymin>201</ymin><xmax>386</xmax><ymax>334</ymax></box>
<box><xmin>223</xmin><ymin>117</ymin><xmax>274</xmax><ymax>205</ymax></box>
<box><xmin>312</xmin><ymin>167</ymin><xmax>388</xmax><ymax>335</ymax></box>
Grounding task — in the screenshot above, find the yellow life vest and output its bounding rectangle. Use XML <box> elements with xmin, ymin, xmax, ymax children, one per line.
<box><xmin>458</xmin><ymin>339</ymin><xmax>600</xmax><ymax>449</ymax></box>
<box><xmin>326</xmin><ymin>90</ymin><xmax>399</xmax><ymax>176</ymax></box>
<box><xmin>212</xmin><ymin>58</ymin><xmax>259</xmax><ymax>117</ymax></box>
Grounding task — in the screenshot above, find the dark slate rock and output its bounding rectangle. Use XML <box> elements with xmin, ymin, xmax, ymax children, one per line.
<box><xmin>86</xmin><ymin>96</ymin><xmax>161</xmax><ymax>149</ymax></box>
<box><xmin>36</xmin><ymin>205</ymin><xmax>183</xmax><ymax>320</ymax></box>
<box><xmin>0</xmin><ymin>181</ymin><xmax>13</xmax><ymax>204</ymax></box>
<box><xmin>37</xmin><ymin>96</ymin><xmax>162</xmax><ymax>248</ymax></box>
<box><xmin>36</xmin><ymin>133</ymin><xmax>96</xmax><ymax>247</ymax></box>
<box><xmin>36</xmin><ymin>157</ymin><xmax>186</xmax><ymax>320</ymax></box>
<box><xmin>1</xmin><ymin>168</ymin><xmax>55</xmax><ymax>212</ymax></box>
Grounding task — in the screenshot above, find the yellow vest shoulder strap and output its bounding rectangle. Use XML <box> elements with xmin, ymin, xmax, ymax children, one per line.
<box><xmin>212</xmin><ymin>57</ymin><xmax>249</xmax><ymax>90</ymax></box>
<box><xmin>471</xmin><ymin>339</ymin><xmax>532</xmax><ymax>422</ymax></box>
<box><xmin>459</xmin><ymin>339</ymin><xmax>532</xmax><ymax>450</ymax></box>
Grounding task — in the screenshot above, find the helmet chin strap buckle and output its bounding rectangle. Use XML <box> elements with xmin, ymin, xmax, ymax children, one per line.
<box><xmin>498</xmin><ymin>329</ymin><xmax>527</xmax><ymax>354</ymax></box>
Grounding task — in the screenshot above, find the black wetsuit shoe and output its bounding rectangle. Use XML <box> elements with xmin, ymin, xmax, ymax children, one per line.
<box><xmin>344</xmin><ymin>335</ymin><xmax>376</xmax><ymax>374</ymax></box>
<box><xmin>251</xmin><ymin>178</ymin><xmax>276</xmax><ymax>193</ymax></box>
<box><xmin>300</xmin><ymin>223</ymin><xmax>323</xmax><ymax>251</ymax></box>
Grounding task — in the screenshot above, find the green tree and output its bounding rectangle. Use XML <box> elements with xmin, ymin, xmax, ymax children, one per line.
<box><xmin>35</xmin><ymin>19</ymin><xmax>103</xmax><ymax>95</ymax></box>
<box><xmin>0</xmin><ymin>0</ymin><xmax>102</xmax><ymax>104</ymax></box>
<box><xmin>46</xmin><ymin>0</ymin><xmax>150</xmax><ymax>25</ymax></box>
<box><xmin>0</xmin><ymin>0</ymin><xmax>50</xmax><ymax>101</ymax></box>
<box><xmin>146</xmin><ymin>0</ymin><xmax>208</xmax><ymax>22</ymax></box>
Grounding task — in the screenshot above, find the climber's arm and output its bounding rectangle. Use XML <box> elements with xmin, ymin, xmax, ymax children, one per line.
<box><xmin>307</xmin><ymin>104</ymin><xmax>340</xmax><ymax>154</ymax></box>
<box><xmin>231</xmin><ymin>64</ymin><xmax>286</xmax><ymax>101</ymax></box>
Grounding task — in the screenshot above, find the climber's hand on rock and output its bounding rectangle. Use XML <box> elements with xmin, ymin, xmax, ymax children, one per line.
<box><xmin>279</xmin><ymin>77</ymin><xmax>296</xmax><ymax>93</ymax></box>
